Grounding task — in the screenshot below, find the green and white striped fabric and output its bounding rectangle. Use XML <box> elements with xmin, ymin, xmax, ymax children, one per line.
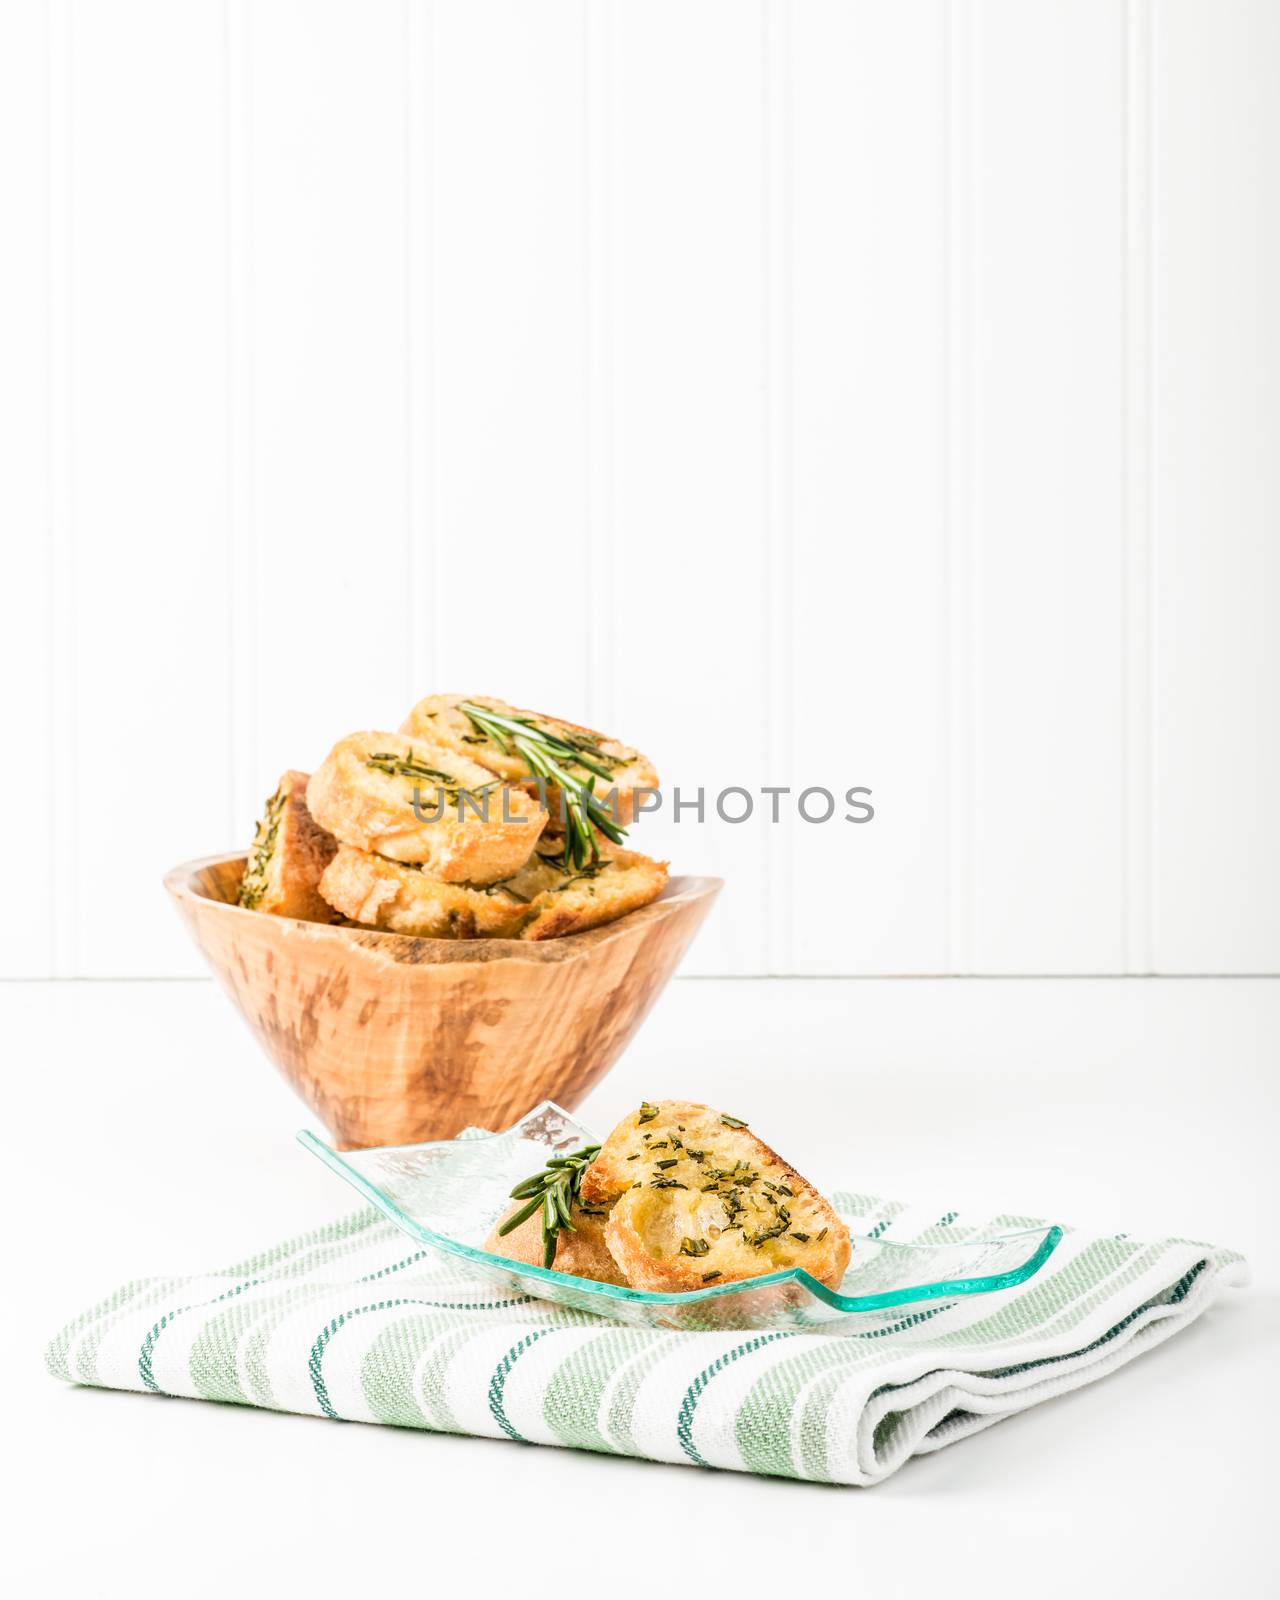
<box><xmin>46</xmin><ymin>1192</ymin><xmax>1246</xmax><ymax>1486</ymax></box>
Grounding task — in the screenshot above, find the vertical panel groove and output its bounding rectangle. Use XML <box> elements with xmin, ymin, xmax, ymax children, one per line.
<box><xmin>944</xmin><ymin>0</ymin><xmax>973</xmax><ymax>974</ymax></box>
<box><xmin>47</xmin><ymin>0</ymin><xmax>76</xmax><ymax>975</ymax></box>
<box><xmin>764</xmin><ymin>0</ymin><xmax>794</xmax><ymax>974</ymax></box>
<box><xmin>1123</xmin><ymin>0</ymin><xmax>1153</xmax><ymax>974</ymax></box>
<box><xmin>406</xmin><ymin>0</ymin><xmax>436</xmax><ymax>698</ymax></box>
<box><xmin>226</xmin><ymin>0</ymin><xmax>257</xmax><ymax>838</ymax></box>
<box><xmin>584</xmin><ymin>0</ymin><xmax>614</xmax><ymax>731</ymax></box>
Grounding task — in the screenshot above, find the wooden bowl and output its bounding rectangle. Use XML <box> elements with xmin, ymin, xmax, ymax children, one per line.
<box><xmin>165</xmin><ymin>853</ymin><xmax>721</xmax><ymax>1150</ymax></box>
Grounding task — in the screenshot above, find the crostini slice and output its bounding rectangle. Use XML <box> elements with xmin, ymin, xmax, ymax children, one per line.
<box><xmin>400</xmin><ymin>693</ymin><xmax>659</xmax><ymax>828</ymax></box>
<box><xmin>237</xmin><ymin>769</ymin><xmax>339</xmax><ymax>923</ymax></box>
<box><xmin>306</xmin><ymin>730</ymin><xmax>546</xmax><ymax>885</ymax></box>
<box><xmin>317</xmin><ymin>841</ymin><xmax>668</xmax><ymax>941</ymax></box>
<box><xmin>482</xmin><ymin>1197</ymin><xmax>626</xmax><ymax>1285</ymax></box>
<box><xmin>581</xmin><ymin>1100</ymin><xmax>852</xmax><ymax>1293</ymax></box>
<box><xmin>514</xmin><ymin>843</ymin><xmax>668</xmax><ymax>941</ymax></box>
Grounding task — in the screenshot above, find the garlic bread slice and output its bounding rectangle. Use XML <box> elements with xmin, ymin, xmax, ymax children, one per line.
<box><xmin>306</xmin><ymin>730</ymin><xmax>545</xmax><ymax>884</ymax></box>
<box><xmin>583</xmin><ymin>1100</ymin><xmax>851</xmax><ymax>1292</ymax></box>
<box><xmin>482</xmin><ymin>1198</ymin><xmax>625</xmax><ymax>1285</ymax></box>
<box><xmin>515</xmin><ymin>846</ymin><xmax>667</xmax><ymax>941</ymax></box>
<box><xmin>237</xmin><ymin>770</ymin><xmax>339</xmax><ymax>923</ymax></box>
<box><xmin>400</xmin><ymin>693</ymin><xmax>658</xmax><ymax>827</ymax></box>
<box><xmin>317</xmin><ymin>845</ymin><xmax>533</xmax><ymax>938</ymax></box>
<box><xmin>317</xmin><ymin>841</ymin><xmax>667</xmax><ymax>941</ymax></box>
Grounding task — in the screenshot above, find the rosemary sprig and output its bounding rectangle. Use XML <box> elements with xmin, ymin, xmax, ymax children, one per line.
<box><xmin>458</xmin><ymin>701</ymin><xmax>628</xmax><ymax>871</ymax></box>
<box><xmin>497</xmin><ymin>1143</ymin><xmax>602</xmax><ymax>1270</ymax></box>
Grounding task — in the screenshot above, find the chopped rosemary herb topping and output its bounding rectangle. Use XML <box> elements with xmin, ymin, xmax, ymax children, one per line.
<box><xmin>701</xmin><ymin>1271</ymin><xmax>722</xmax><ymax>1283</ymax></box>
<box><xmin>366</xmin><ymin>751</ymin><xmax>457</xmax><ymax>783</ymax></box>
<box><xmin>365</xmin><ymin>749</ymin><xmax>502</xmax><ymax>814</ymax></box>
<box><xmin>239</xmin><ymin>783</ymin><xmax>287</xmax><ymax>909</ymax></box>
<box><xmin>654</xmin><ymin>1158</ymin><xmax>678</xmax><ymax>1169</ymax></box>
<box><xmin>679</xmin><ymin>1237</ymin><xmax>710</xmax><ymax>1257</ymax></box>
<box><xmin>637</xmin><ymin>1102</ymin><xmax>659</xmax><ymax>1124</ymax></box>
<box><xmin>720</xmin><ymin>1114</ymin><xmax>749</xmax><ymax>1130</ymax></box>
<box><xmin>480</xmin><ymin>880</ymin><xmax>531</xmax><ymax>903</ymax></box>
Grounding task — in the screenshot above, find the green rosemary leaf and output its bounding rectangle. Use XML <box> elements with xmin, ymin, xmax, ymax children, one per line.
<box><xmin>496</xmin><ymin>1143</ymin><xmax>599</xmax><ymax>1270</ymax></box>
<box><xmin>720</xmin><ymin>1114</ymin><xmax>749</xmax><ymax>1130</ymax></box>
<box><xmin>497</xmin><ymin>1194</ymin><xmax>545</xmax><ymax>1235</ymax></box>
<box><xmin>458</xmin><ymin>699</ymin><xmax>628</xmax><ymax>873</ymax></box>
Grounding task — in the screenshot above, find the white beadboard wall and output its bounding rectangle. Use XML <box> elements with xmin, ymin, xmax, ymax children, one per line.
<box><xmin>1</xmin><ymin>0</ymin><xmax>1277</xmax><ymax>979</ymax></box>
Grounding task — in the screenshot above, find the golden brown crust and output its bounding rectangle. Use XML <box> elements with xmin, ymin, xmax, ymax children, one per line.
<box><xmin>515</xmin><ymin>847</ymin><xmax>668</xmax><ymax>941</ymax></box>
<box><xmin>316</xmin><ymin>842</ymin><xmax>667</xmax><ymax>941</ymax></box>
<box><xmin>237</xmin><ymin>770</ymin><xmax>339</xmax><ymax>923</ymax></box>
<box><xmin>317</xmin><ymin>845</ymin><xmax>532</xmax><ymax>938</ymax></box>
<box><xmin>482</xmin><ymin>1198</ymin><xmax>626</xmax><ymax>1285</ymax></box>
<box><xmin>306</xmin><ymin>730</ymin><xmax>546</xmax><ymax>884</ymax></box>
<box><xmin>400</xmin><ymin>694</ymin><xmax>659</xmax><ymax>827</ymax></box>
<box><xmin>582</xmin><ymin>1100</ymin><xmax>851</xmax><ymax>1292</ymax></box>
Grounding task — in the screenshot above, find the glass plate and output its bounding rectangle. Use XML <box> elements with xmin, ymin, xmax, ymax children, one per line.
<box><xmin>299</xmin><ymin>1102</ymin><xmax>1062</xmax><ymax>1331</ymax></box>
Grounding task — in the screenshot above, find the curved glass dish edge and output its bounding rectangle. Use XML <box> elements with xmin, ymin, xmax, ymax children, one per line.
<box><xmin>297</xmin><ymin>1103</ymin><xmax>1062</xmax><ymax>1319</ymax></box>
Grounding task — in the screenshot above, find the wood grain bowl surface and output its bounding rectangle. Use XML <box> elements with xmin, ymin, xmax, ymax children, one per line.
<box><xmin>165</xmin><ymin>854</ymin><xmax>721</xmax><ymax>1150</ymax></box>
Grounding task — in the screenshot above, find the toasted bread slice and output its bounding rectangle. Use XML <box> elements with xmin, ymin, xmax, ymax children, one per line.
<box><xmin>581</xmin><ymin>1100</ymin><xmax>851</xmax><ymax>1292</ymax></box>
<box><xmin>317</xmin><ymin>844</ymin><xmax>533</xmax><ymax>938</ymax></box>
<box><xmin>400</xmin><ymin>694</ymin><xmax>658</xmax><ymax>827</ymax></box>
<box><xmin>317</xmin><ymin>841</ymin><xmax>668</xmax><ymax>941</ymax></box>
<box><xmin>237</xmin><ymin>770</ymin><xmax>339</xmax><ymax>922</ymax></box>
<box><xmin>306</xmin><ymin>730</ymin><xmax>545</xmax><ymax>884</ymax></box>
<box><xmin>482</xmin><ymin>1197</ymin><xmax>626</xmax><ymax>1285</ymax></box>
<box><xmin>514</xmin><ymin>844</ymin><xmax>668</xmax><ymax>941</ymax></box>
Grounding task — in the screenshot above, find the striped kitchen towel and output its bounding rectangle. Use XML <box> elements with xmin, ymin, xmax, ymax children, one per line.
<box><xmin>45</xmin><ymin>1193</ymin><xmax>1246</xmax><ymax>1486</ymax></box>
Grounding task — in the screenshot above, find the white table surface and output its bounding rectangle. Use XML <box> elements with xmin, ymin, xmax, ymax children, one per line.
<box><xmin>7</xmin><ymin>975</ymin><xmax>1277</xmax><ymax>1598</ymax></box>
